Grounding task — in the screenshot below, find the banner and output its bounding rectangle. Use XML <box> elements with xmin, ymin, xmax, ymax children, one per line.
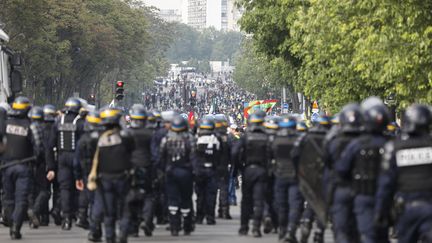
<box><xmin>188</xmin><ymin>111</ymin><xmax>195</xmax><ymax>128</ymax></box>
<box><xmin>243</xmin><ymin>99</ymin><xmax>278</xmax><ymax>119</ymax></box>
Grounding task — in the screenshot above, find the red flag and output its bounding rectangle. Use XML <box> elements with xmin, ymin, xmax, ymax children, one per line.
<box><xmin>188</xmin><ymin>111</ymin><xmax>195</xmax><ymax>128</ymax></box>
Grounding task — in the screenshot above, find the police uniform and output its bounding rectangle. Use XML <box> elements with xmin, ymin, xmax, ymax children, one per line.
<box><xmin>194</xmin><ymin>119</ymin><xmax>222</xmax><ymax>225</ymax></box>
<box><xmin>89</xmin><ymin>107</ymin><xmax>135</xmax><ymax>243</ymax></box>
<box><xmin>159</xmin><ymin>116</ymin><xmax>195</xmax><ymax>236</ymax></box>
<box><xmin>127</xmin><ymin>106</ymin><xmax>155</xmax><ymax>237</ymax></box>
<box><xmin>270</xmin><ymin>118</ymin><xmax>302</xmax><ymax>241</ymax></box>
<box><xmin>335</xmin><ymin>98</ymin><xmax>390</xmax><ymax>243</ymax></box>
<box><xmin>375</xmin><ymin>104</ymin><xmax>432</xmax><ymax>243</ymax></box>
<box><xmin>1</xmin><ymin>97</ymin><xmax>43</xmax><ymax>239</ymax></box>
<box><xmin>47</xmin><ymin>98</ymin><xmax>84</xmax><ymax>229</ymax></box>
<box><xmin>232</xmin><ymin>113</ymin><xmax>269</xmax><ymax>237</ymax></box>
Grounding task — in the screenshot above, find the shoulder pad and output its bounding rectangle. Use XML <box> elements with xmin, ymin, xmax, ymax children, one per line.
<box><xmin>120</xmin><ymin>129</ymin><xmax>131</xmax><ymax>138</ymax></box>
<box><xmin>90</xmin><ymin>131</ymin><xmax>99</xmax><ymax>139</ymax></box>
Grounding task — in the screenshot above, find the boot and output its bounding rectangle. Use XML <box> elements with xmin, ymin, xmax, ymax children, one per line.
<box><xmin>10</xmin><ymin>224</ymin><xmax>22</xmax><ymax>240</ymax></box>
<box><xmin>263</xmin><ymin>216</ymin><xmax>273</xmax><ymax>234</ymax></box>
<box><xmin>117</xmin><ymin>232</ymin><xmax>128</xmax><ymax>243</ymax></box>
<box><xmin>238</xmin><ymin>225</ymin><xmax>248</xmax><ymax>236</ymax></box>
<box><xmin>140</xmin><ymin>221</ymin><xmax>153</xmax><ymax>237</ymax></box>
<box><xmin>313</xmin><ymin>231</ymin><xmax>324</xmax><ymax>243</ymax></box>
<box><xmin>221</xmin><ymin>207</ymin><xmax>232</xmax><ymax>220</ymax></box>
<box><xmin>75</xmin><ymin>210</ymin><xmax>89</xmax><ymax>229</ymax></box>
<box><xmin>300</xmin><ymin>220</ymin><xmax>312</xmax><ymax>243</ymax></box>
<box><xmin>171</xmin><ymin>229</ymin><xmax>179</xmax><ymax>236</ymax></box>
<box><xmin>50</xmin><ymin>209</ymin><xmax>62</xmax><ymax>226</ymax></box>
<box><xmin>40</xmin><ymin>214</ymin><xmax>49</xmax><ymax>226</ymax></box>
<box><xmin>284</xmin><ymin>228</ymin><xmax>298</xmax><ymax>243</ymax></box>
<box><xmin>206</xmin><ymin>215</ymin><xmax>216</xmax><ymax>225</ymax></box>
<box><xmin>105</xmin><ymin>238</ymin><xmax>116</xmax><ymax>243</ymax></box>
<box><xmin>28</xmin><ymin>209</ymin><xmax>40</xmax><ymax>229</ymax></box>
<box><xmin>278</xmin><ymin>227</ymin><xmax>287</xmax><ymax>241</ymax></box>
<box><xmin>88</xmin><ymin>223</ymin><xmax>102</xmax><ymax>242</ymax></box>
<box><xmin>252</xmin><ymin>227</ymin><xmax>262</xmax><ymax>238</ymax></box>
<box><xmin>61</xmin><ymin>217</ymin><xmax>72</xmax><ymax>230</ymax></box>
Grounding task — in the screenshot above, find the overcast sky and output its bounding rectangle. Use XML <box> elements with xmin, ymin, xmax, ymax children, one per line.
<box><xmin>143</xmin><ymin>0</ymin><xmax>183</xmax><ymax>10</ymax></box>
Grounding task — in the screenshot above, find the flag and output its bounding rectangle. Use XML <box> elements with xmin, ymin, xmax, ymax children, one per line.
<box><xmin>243</xmin><ymin>99</ymin><xmax>278</xmax><ymax>119</ymax></box>
<box><xmin>188</xmin><ymin>111</ymin><xmax>195</xmax><ymax>128</ymax></box>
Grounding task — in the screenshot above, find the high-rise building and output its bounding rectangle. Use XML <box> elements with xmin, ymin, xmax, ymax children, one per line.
<box><xmin>186</xmin><ymin>0</ymin><xmax>241</xmax><ymax>31</ymax></box>
<box><xmin>158</xmin><ymin>9</ymin><xmax>182</xmax><ymax>23</ymax></box>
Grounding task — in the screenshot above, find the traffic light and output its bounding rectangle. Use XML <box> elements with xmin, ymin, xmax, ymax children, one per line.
<box><xmin>115</xmin><ymin>81</ymin><xmax>124</xmax><ymax>100</ymax></box>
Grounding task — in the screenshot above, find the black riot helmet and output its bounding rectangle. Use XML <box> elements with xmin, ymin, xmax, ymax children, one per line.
<box><xmin>214</xmin><ymin>114</ymin><xmax>228</xmax><ymax>133</ymax></box>
<box><xmin>129</xmin><ymin>104</ymin><xmax>147</xmax><ymax>128</ymax></box>
<box><xmin>10</xmin><ymin>96</ymin><xmax>32</xmax><ymax>117</ymax></box>
<box><xmin>170</xmin><ymin>115</ymin><xmax>188</xmax><ymax>133</ymax></box>
<box><xmin>28</xmin><ymin>106</ymin><xmax>44</xmax><ymax>121</ymax></box>
<box><xmin>64</xmin><ymin>97</ymin><xmax>82</xmax><ymax>114</ymax></box>
<box><xmin>339</xmin><ymin>103</ymin><xmax>363</xmax><ymax>133</ymax></box>
<box><xmin>402</xmin><ymin>104</ymin><xmax>431</xmax><ymax>135</ymax></box>
<box><xmin>361</xmin><ymin>97</ymin><xmax>390</xmax><ymax>133</ymax></box>
<box><xmin>264</xmin><ymin>116</ymin><xmax>281</xmax><ymax>135</ymax></box>
<box><xmin>100</xmin><ymin>107</ymin><xmax>122</xmax><ymax>127</ymax></box>
<box><xmin>43</xmin><ymin>104</ymin><xmax>57</xmax><ymax>122</ymax></box>
<box><xmin>198</xmin><ymin>117</ymin><xmax>215</xmax><ymax>135</ymax></box>
<box><xmin>84</xmin><ymin>110</ymin><xmax>102</xmax><ymax>131</ymax></box>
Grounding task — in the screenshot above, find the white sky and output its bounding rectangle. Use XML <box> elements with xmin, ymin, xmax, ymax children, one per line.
<box><xmin>142</xmin><ymin>0</ymin><xmax>183</xmax><ymax>10</ymax></box>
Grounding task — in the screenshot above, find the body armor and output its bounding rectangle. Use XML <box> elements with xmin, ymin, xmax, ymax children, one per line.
<box><xmin>98</xmin><ymin>130</ymin><xmax>132</xmax><ymax>174</ymax></box>
<box><xmin>394</xmin><ymin>137</ymin><xmax>432</xmax><ymax>193</ymax></box>
<box><xmin>327</xmin><ymin>134</ymin><xmax>358</xmax><ymax>169</ymax></box>
<box><xmin>57</xmin><ymin>114</ymin><xmax>81</xmax><ymax>151</ymax></box>
<box><xmin>244</xmin><ymin>131</ymin><xmax>268</xmax><ymax>166</ymax></box>
<box><xmin>164</xmin><ymin>133</ymin><xmax>191</xmax><ymax>169</ymax></box>
<box><xmin>351</xmin><ymin>136</ymin><xmax>383</xmax><ymax>195</ymax></box>
<box><xmin>79</xmin><ymin>132</ymin><xmax>99</xmax><ymax>173</ymax></box>
<box><xmin>196</xmin><ymin>134</ymin><xmax>221</xmax><ymax>169</ymax></box>
<box><xmin>272</xmin><ymin>134</ymin><xmax>297</xmax><ymax>179</ymax></box>
<box><xmin>3</xmin><ymin>118</ymin><xmax>33</xmax><ymax>161</ymax></box>
<box><xmin>129</xmin><ymin>127</ymin><xmax>153</xmax><ymax>168</ymax></box>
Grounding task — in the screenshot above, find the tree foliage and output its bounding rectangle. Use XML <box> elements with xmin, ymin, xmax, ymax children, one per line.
<box><xmin>236</xmin><ymin>0</ymin><xmax>432</xmax><ymax>112</ymax></box>
<box><xmin>0</xmin><ymin>0</ymin><xmax>173</xmax><ymax>106</ymax></box>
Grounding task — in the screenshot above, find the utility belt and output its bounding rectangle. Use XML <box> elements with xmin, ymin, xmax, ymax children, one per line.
<box><xmin>0</xmin><ymin>156</ymin><xmax>37</xmax><ymax>170</ymax></box>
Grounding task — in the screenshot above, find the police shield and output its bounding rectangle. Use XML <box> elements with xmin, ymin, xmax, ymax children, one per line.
<box><xmin>297</xmin><ymin>133</ymin><xmax>327</xmax><ymax>225</ymax></box>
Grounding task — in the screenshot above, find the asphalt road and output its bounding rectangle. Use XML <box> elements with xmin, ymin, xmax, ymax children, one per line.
<box><xmin>0</xmin><ymin>204</ymin><xmax>337</xmax><ymax>243</ymax></box>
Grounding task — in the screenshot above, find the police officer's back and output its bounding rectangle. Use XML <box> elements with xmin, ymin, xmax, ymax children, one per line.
<box><xmin>376</xmin><ymin>104</ymin><xmax>432</xmax><ymax>243</ymax></box>
<box><xmin>1</xmin><ymin>97</ymin><xmax>43</xmax><ymax>239</ymax></box>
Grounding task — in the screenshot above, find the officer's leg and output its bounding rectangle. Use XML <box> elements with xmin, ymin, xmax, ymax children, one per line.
<box><xmin>179</xmin><ymin>169</ymin><xmax>194</xmax><ymax>234</ymax></box>
<box><xmin>58</xmin><ymin>154</ymin><xmax>74</xmax><ymax>229</ymax></box>
<box><xmin>206</xmin><ymin>174</ymin><xmax>218</xmax><ymax>225</ymax></box>
<box><xmin>287</xmin><ymin>183</ymin><xmax>303</xmax><ymax>242</ymax></box>
<box><xmin>218</xmin><ymin>172</ymin><xmax>230</xmax><ymax>219</ymax></box>
<box><xmin>141</xmin><ymin>193</ymin><xmax>154</xmax><ymax>236</ymax></box>
<box><xmin>2</xmin><ymin>168</ymin><xmax>14</xmax><ymax>227</ymax></box>
<box><xmin>239</xmin><ymin>167</ymin><xmax>253</xmax><ymax>235</ymax></box>
<box><xmin>33</xmin><ymin>167</ymin><xmax>51</xmax><ymax>226</ymax></box>
<box><xmin>12</xmin><ymin>165</ymin><xmax>31</xmax><ymax>239</ymax></box>
<box><xmin>263</xmin><ymin>175</ymin><xmax>275</xmax><ymax>234</ymax></box>
<box><xmin>353</xmin><ymin>196</ymin><xmax>378</xmax><ymax>243</ymax></box>
<box><xmin>88</xmin><ymin>189</ymin><xmax>103</xmax><ymax>242</ymax></box>
<box><xmin>76</xmin><ymin>186</ymin><xmax>89</xmax><ymax>229</ymax></box>
<box><xmin>251</xmin><ymin>168</ymin><xmax>266</xmax><ymax>237</ymax></box>
<box><xmin>100</xmin><ymin>179</ymin><xmax>116</xmax><ymax>243</ymax></box>
<box><xmin>194</xmin><ymin>176</ymin><xmax>205</xmax><ymax>224</ymax></box>
<box><xmin>166</xmin><ymin>170</ymin><xmax>181</xmax><ymax>236</ymax></box>
<box><xmin>51</xmin><ymin>175</ymin><xmax>62</xmax><ymax>225</ymax></box>
<box><xmin>395</xmin><ymin>206</ymin><xmax>417</xmax><ymax>243</ymax></box>
<box><xmin>331</xmin><ymin>187</ymin><xmax>355</xmax><ymax>243</ymax></box>
<box><xmin>117</xmin><ymin>178</ymin><xmax>131</xmax><ymax>243</ymax></box>
<box><xmin>419</xmin><ymin>208</ymin><xmax>432</xmax><ymax>243</ymax></box>
<box><xmin>274</xmin><ymin>178</ymin><xmax>288</xmax><ymax>240</ymax></box>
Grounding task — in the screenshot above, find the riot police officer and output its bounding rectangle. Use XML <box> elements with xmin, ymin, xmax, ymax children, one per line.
<box><xmin>47</xmin><ymin>97</ymin><xmax>84</xmax><ymax>230</ymax></box>
<box><xmin>194</xmin><ymin>118</ymin><xmax>222</xmax><ymax>225</ymax></box>
<box><xmin>1</xmin><ymin>97</ymin><xmax>44</xmax><ymax>239</ymax></box>
<box><xmin>127</xmin><ymin>104</ymin><xmax>155</xmax><ymax>237</ymax></box>
<box><xmin>159</xmin><ymin>115</ymin><xmax>195</xmax><ymax>236</ymax></box>
<box><xmin>232</xmin><ymin>112</ymin><xmax>269</xmax><ymax>237</ymax></box>
<box><xmin>375</xmin><ymin>104</ymin><xmax>432</xmax><ymax>243</ymax></box>
<box><xmin>87</xmin><ymin>107</ymin><xmax>134</xmax><ymax>243</ymax></box>
<box><xmin>293</xmin><ymin>116</ymin><xmax>331</xmax><ymax>243</ymax></box>
<box><xmin>270</xmin><ymin>116</ymin><xmax>302</xmax><ymax>242</ymax></box>
<box><xmin>42</xmin><ymin>104</ymin><xmax>61</xmax><ymax>226</ymax></box>
<box><xmin>214</xmin><ymin>114</ymin><xmax>232</xmax><ymax>220</ymax></box>
<box><xmin>326</xmin><ymin>104</ymin><xmax>363</xmax><ymax>243</ymax></box>
<box><xmin>27</xmin><ymin>106</ymin><xmax>49</xmax><ymax>229</ymax></box>
<box><xmin>335</xmin><ymin>97</ymin><xmax>390</xmax><ymax>243</ymax></box>
<box><xmin>74</xmin><ymin>110</ymin><xmax>103</xmax><ymax>234</ymax></box>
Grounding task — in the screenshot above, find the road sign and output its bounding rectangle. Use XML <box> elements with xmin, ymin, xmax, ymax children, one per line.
<box><xmin>312</xmin><ymin>100</ymin><xmax>319</xmax><ymax>113</ymax></box>
<box><xmin>311</xmin><ymin>112</ymin><xmax>320</xmax><ymax>122</ymax></box>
